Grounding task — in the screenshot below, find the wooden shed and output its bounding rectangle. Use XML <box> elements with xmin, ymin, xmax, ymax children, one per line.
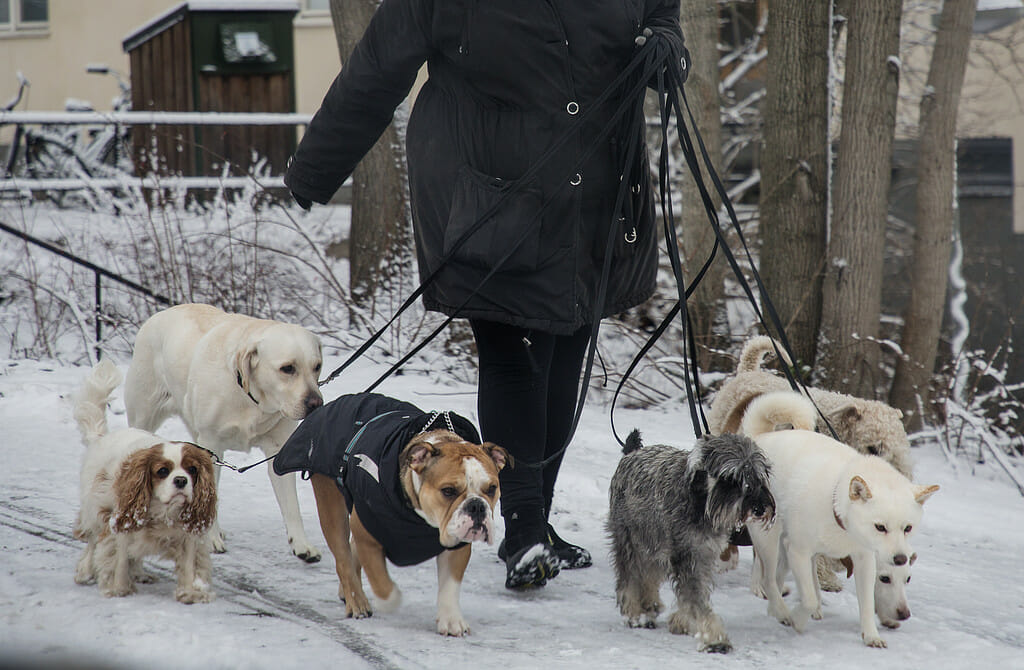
<box><xmin>122</xmin><ymin>0</ymin><xmax>299</xmax><ymax>179</ymax></box>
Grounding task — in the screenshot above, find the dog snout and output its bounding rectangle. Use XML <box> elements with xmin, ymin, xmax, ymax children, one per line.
<box><xmin>173</xmin><ymin>476</ymin><xmax>188</xmax><ymax>490</ymax></box>
<box><xmin>897</xmin><ymin>605</ymin><xmax>911</xmax><ymax>620</ymax></box>
<box><xmin>303</xmin><ymin>393</ymin><xmax>323</xmax><ymax>416</ymax></box>
<box><xmin>894</xmin><ymin>553</ymin><xmax>908</xmax><ymax>566</ymax></box>
<box><xmin>464</xmin><ymin>497</ymin><xmax>488</xmax><ymax>525</ymax></box>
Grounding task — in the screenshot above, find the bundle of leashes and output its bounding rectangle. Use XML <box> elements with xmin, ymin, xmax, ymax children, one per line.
<box><xmin>306</xmin><ymin>29</ymin><xmax>831</xmax><ymax>471</ymax></box>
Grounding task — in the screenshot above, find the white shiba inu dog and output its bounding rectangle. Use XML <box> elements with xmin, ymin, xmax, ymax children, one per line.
<box><xmin>742</xmin><ymin>391</ymin><xmax>939</xmax><ymax>648</ymax></box>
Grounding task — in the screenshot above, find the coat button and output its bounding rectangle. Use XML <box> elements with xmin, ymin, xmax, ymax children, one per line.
<box><xmin>566</xmin><ymin>101</ymin><xmax>579</xmax><ymax>115</ymax></box>
<box><xmin>570</xmin><ymin>173</ymin><xmax>582</xmax><ymax>186</ymax></box>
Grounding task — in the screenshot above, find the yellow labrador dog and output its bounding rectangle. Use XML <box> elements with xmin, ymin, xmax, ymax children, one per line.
<box><xmin>124</xmin><ymin>303</ymin><xmax>324</xmax><ymax>562</ymax></box>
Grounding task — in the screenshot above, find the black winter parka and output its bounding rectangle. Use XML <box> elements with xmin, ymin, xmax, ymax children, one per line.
<box><xmin>286</xmin><ymin>0</ymin><xmax>684</xmax><ymax>335</ymax></box>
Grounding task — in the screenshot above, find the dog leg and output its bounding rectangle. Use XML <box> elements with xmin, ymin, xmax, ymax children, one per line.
<box><xmin>750</xmin><ymin>524</ymin><xmax>792</xmax><ymax>626</ymax></box>
<box><xmin>102</xmin><ymin>535</ymin><xmax>135</xmax><ymax>597</ymax></box>
<box><xmin>666</xmin><ymin>553</ymin><xmax>731</xmax><ymax>653</ymax></box>
<box><xmin>75</xmin><ymin>538</ymin><xmax>97</xmax><ymax>585</ymax></box>
<box><xmin>206</xmin><ymin>454</ymin><xmax>227</xmax><ymax>554</ymax></box>
<box><xmin>784</xmin><ymin>540</ymin><xmax>819</xmax><ymax>633</ymax></box>
<box><xmin>611</xmin><ymin>532</ymin><xmax>664</xmax><ymax>628</ymax></box>
<box><xmin>174</xmin><ymin>536</ymin><xmax>213</xmax><ymax>604</ymax></box>
<box><xmin>262</xmin><ymin>446</ymin><xmax>321</xmax><ymax>563</ymax></box>
<box><xmin>435</xmin><ymin>545</ymin><xmax>472</xmax><ymax>636</ymax></box>
<box><xmin>816</xmin><ymin>554</ymin><xmax>844</xmax><ymax>592</ymax></box>
<box><xmin>852</xmin><ymin>552</ymin><xmax>886</xmax><ymax>648</ymax></box>
<box><xmin>311</xmin><ymin>474</ymin><xmax>371</xmax><ymax>618</ymax></box>
<box><xmin>350</xmin><ymin>510</ymin><xmax>401</xmax><ymax>613</ymax></box>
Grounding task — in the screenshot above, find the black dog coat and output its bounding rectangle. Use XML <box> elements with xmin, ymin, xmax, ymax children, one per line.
<box><xmin>274</xmin><ymin>393</ymin><xmax>480</xmax><ymax>566</ymax></box>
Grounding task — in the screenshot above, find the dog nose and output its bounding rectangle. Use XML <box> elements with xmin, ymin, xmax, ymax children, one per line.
<box><xmin>894</xmin><ymin>554</ymin><xmax>908</xmax><ymax>566</ymax></box>
<box><xmin>174</xmin><ymin>476</ymin><xmax>188</xmax><ymax>489</ymax></box>
<box><xmin>897</xmin><ymin>606</ymin><xmax>911</xmax><ymax>620</ymax></box>
<box><xmin>464</xmin><ymin>497</ymin><xmax>488</xmax><ymax>524</ymax></box>
<box><xmin>304</xmin><ymin>394</ymin><xmax>323</xmax><ymax>415</ymax></box>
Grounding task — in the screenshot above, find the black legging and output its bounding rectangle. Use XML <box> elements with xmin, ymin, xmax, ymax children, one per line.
<box><xmin>470</xmin><ymin>318</ymin><xmax>591</xmax><ymax>518</ymax></box>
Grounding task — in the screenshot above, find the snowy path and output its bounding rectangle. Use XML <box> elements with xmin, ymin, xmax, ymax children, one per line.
<box><xmin>2</xmin><ymin>357</ymin><xmax>1023</xmax><ymax>669</ymax></box>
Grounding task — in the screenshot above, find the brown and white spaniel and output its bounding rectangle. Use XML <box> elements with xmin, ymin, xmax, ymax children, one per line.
<box><xmin>72</xmin><ymin>360</ymin><xmax>217</xmax><ymax>603</ymax></box>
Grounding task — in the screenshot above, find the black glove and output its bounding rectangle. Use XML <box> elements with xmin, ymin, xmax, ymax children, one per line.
<box><xmin>635</xmin><ymin>26</ymin><xmax>690</xmax><ymax>85</ymax></box>
<box><xmin>291</xmin><ymin>191</ymin><xmax>312</xmax><ymax>211</ymax></box>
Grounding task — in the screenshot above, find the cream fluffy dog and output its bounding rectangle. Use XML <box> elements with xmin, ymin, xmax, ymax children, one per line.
<box><xmin>710</xmin><ymin>335</ymin><xmax>913</xmax><ymax>591</ymax></box>
<box><xmin>741</xmin><ymin>391</ymin><xmax>938</xmax><ymax>648</ymax></box>
<box><xmin>709</xmin><ymin>336</ymin><xmax>913</xmax><ymax>477</ymax></box>
<box><xmin>124</xmin><ymin>303</ymin><xmax>324</xmax><ymax>562</ymax></box>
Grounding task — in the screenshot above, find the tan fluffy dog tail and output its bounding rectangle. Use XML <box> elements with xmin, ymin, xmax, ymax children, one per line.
<box><xmin>737</xmin><ymin>335</ymin><xmax>792</xmax><ymax>373</ymax></box>
<box><xmin>740</xmin><ymin>391</ymin><xmax>816</xmax><ymax>437</ymax></box>
<box><xmin>73</xmin><ymin>359</ymin><xmax>123</xmax><ymax>447</ymax></box>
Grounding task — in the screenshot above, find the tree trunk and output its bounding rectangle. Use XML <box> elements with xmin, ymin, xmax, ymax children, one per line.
<box><xmin>758</xmin><ymin>0</ymin><xmax>830</xmax><ymax>369</ymax></box>
<box><xmin>890</xmin><ymin>0</ymin><xmax>978</xmax><ymax>430</ymax></box>
<box><xmin>329</xmin><ymin>0</ymin><xmax>414</xmax><ymax>311</ymax></box>
<box><xmin>817</xmin><ymin>0</ymin><xmax>901</xmax><ymax>397</ymax></box>
<box><xmin>677</xmin><ymin>0</ymin><xmax>728</xmax><ymax>370</ymax></box>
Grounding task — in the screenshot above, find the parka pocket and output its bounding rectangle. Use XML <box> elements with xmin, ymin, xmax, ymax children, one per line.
<box><xmin>443</xmin><ymin>165</ymin><xmax>543</xmax><ymax>273</ymax></box>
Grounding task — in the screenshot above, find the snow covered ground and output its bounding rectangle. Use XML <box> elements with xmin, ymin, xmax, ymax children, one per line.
<box><xmin>1</xmin><ymin>353</ymin><xmax>1022</xmax><ymax>670</ymax></box>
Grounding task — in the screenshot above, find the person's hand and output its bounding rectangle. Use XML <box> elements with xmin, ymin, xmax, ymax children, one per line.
<box><xmin>291</xmin><ymin>191</ymin><xmax>312</xmax><ymax>211</ymax></box>
<box><xmin>635</xmin><ymin>26</ymin><xmax>690</xmax><ymax>85</ymax></box>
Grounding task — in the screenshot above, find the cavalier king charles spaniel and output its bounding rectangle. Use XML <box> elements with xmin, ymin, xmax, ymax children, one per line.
<box><xmin>72</xmin><ymin>360</ymin><xmax>217</xmax><ymax>603</ymax></box>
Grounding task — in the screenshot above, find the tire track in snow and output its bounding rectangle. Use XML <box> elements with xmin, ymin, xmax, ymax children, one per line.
<box><xmin>0</xmin><ymin>499</ymin><xmax>405</xmax><ymax>670</ymax></box>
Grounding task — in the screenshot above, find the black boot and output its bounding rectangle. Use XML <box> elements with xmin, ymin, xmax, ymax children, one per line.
<box><xmin>498</xmin><ymin>522</ymin><xmax>592</xmax><ymax>570</ymax></box>
<box><xmin>502</xmin><ymin>508</ymin><xmax>560</xmax><ymax>589</ymax></box>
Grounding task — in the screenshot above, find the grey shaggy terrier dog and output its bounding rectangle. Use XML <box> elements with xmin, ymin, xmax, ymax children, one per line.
<box><xmin>607</xmin><ymin>430</ymin><xmax>775</xmax><ymax>653</ymax></box>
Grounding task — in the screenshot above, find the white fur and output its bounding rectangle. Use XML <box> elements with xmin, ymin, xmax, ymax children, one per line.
<box><xmin>123</xmin><ymin>303</ymin><xmax>323</xmax><ymax>561</ymax></box>
<box><xmin>73</xmin><ymin>361</ymin><xmax>216</xmax><ymax>604</ymax></box>
<box><xmin>743</xmin><ymin>392</ymin><xmax>938</xmax><ymax>648</ymax></box>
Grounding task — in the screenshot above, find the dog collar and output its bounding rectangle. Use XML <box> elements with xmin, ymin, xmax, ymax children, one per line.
<box><xmin>236</xmin><ymin>370</ymin><xmax>259</xmax><ymax>405</ymax></box>
<box><xmin>832</xmin><ymin>487</ymin><xmax>846</xmax><ymax>530</ymax></box>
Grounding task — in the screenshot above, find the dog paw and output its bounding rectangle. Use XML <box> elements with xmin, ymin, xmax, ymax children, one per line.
<box><xmin>626</xmin><ymin>614</ymin><xmax>658</xmax><ymax>629</ymax></box>
<box><xmin>437</xmin><ymin>614</ymin><xmax>470</xmax><ymax>637</ymax></box>
<box><xmin>698</xmin><ymin>639</ymin><xmax>732</xmax><ymax>654</ymax></box>
<box><xmin>340</xmin><ymin>587</ymin><xmax>373</xmax><ymax>619</ymax></box>
<box><xmin>134</xmin><ymin>571</ymin><xmax>157</xmax><ymax>584</ymax></box>
<box><xmin>175</xmin><ymin>587</ymin><xmax>214</xmax><ymax>604</ymax></box>
<box><xmin>102</xmin><ymin>584</ymin><xmax>135</xmax><ymax>598</ymax></box>
<box><xmin>211</xmin><ymin>532</ymin><xmax>227</xmax><ymax>554</ymax></box>
<box><xmin>812</xmin><ymin>606</ymin><xmax>823</xmax><ymax>620</ymax></box>
<box><xmin>863</xmin><ymin>633</ymin><xmax>887</xmax><ymax>648</ymax></box>
<box><xmin>290</xmin><ymin>540</ymin><xmax>322</xmax><ymax>563</ymax></box>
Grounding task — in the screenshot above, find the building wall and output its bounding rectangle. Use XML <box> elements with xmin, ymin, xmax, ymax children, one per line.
<box><xmin>0</xmin><ymin>0</ymin><xmax>339</xmax><ymax>115</ymax></box>
<box><xmin>898</xmin><ymin>2</ymin><xmax>1024</xmax><ymax>232</ymax></box>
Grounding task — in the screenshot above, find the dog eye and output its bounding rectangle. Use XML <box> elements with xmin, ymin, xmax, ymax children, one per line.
<box><xmin>874</xmin><ymin>523</ymin><xmax>887</xmax><ymax>533</ymax></box>
<box><xmin>280</xmin><ymin>364</ymin><xmax>296</xmax><ymax>375</ymax></box>
<box><xmin>187</xmin><ymin>466</ymin><xmax>199</xmax><ymax>477</ymax></box>
<box><xmin>156</xmin><ymin>467</ymin><xmax>170</xmax><ymax>478</ymax></box>
<box><xmin>906</xmin><ymin>576</ymin><xmax>911</xmax><ymax>584</ymax></box>
<box><xmin>904</xmin><ymin>525</ymin><xmax>912</xmax><ymax>534</ymax></box>
<box><xmin>485</xmin><ymin>485</ymin><xmax>497</xmax><ymax>497</ymax></box>
<box><xmin>314</xmin><ymin>363</ymin><xmax>322</xmax><ymax>373</ymax></box>
<box><xmin>866</xmin><ymin>445</ymin><xmax>880</xmax><ymax>456</ymax></box>
<box><xmin>441</xmin><ymin>487</ymin><xmax>459</xmax><ymax>499</ymax></box>
<box><xmin>879</xmin><ymin>575</ymin><xmax>891</xmax><ymax>584</ymax></box>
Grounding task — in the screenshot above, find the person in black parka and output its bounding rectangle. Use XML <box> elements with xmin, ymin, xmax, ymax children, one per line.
<box><xmin>286</xmin><ymin>0</ymin><xmax>686</xmax><ymax>589</ymax></box>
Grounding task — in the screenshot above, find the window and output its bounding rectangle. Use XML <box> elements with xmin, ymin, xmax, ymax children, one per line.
<box><xmin>0</xmin><ymin>0</ymin><xmax>48</xmax><ymax>33</ymax></box>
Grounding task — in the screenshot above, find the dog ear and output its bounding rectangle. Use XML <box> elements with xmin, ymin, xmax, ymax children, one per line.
<box><xmin>849</xmin><ymin>475</ymin><xmax>873</xmax><ymax>501</ymax></box>
<box><xmin>913</xmin><ymin>483</ymin><xmax>939</xmax><ymax>505</ymax></box>
<box><xmin>180</xmin><ymin>444</ymin><xmax>218</xmax><ymax>534</ymax></box>
<box><xmin>232</xmin><ymin>340</ymin><xmax>260</xmax><ymax>396</ymax></box>
<box><xmin>402</xmin><ymin>441</ymin><xmax>440</xmax><ymax>473</ymax></box>
<box><xmin>910</xmin><ymin>552</ymin><xmax>918</xmax><ymax>566</ymax></box>
<box><xmin>828</xmin><ymin>402</ymin><xmax>861</xmax><ymax>425</ymax></box>
<box><xmin>483</xmin><ymin>443</ymin><xmax>511</xmax><ymax>471</ymax></box>
<box><xmin>112</xmin><ymin>446</ymin><xmax>157</xmax><ymax>532</ymax></box>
